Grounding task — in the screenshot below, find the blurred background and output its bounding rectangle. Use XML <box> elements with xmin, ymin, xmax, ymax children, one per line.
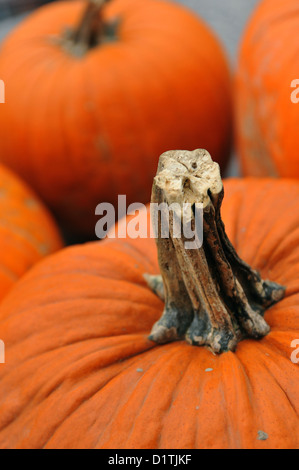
<box><xmin>0</xmin><ymin>0</ymin><xmax>260</xmax><ymax>178</ymax></box>
<box><xmin>0</xmin><ymin>0</ymin><xmax>52</xmax><ymax>23</ymax></box>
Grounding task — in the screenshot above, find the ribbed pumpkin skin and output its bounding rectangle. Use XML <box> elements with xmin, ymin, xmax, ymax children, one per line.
<box><xmin>235</xmin><ymin>0</ymin><xmax>299</xmax><ymax>177</ymax></box>
<box><xmin>0</xmin><ymin>164</ymin><xmax>63</xmax><ymax>301</ymax></box>
<box><xmin>0</xmin><ymin>179</ymin><xmax>298</xmax><ymax>449</ymax></box>
<box><xmin>0</xmin><ymin>0</ymin><xmax>232</xmax><ymax>236</ymax></box>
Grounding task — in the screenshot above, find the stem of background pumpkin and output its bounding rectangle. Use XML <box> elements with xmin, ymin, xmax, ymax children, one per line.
<box><xmin>146</xmin><ymin>149</ymin><xmax>285</xmax><ymax>354</ymax></box>
<box><xmin>71</xmin><ymin>0</ymin><xmax>111</xmax><ymax>48</ymax></box>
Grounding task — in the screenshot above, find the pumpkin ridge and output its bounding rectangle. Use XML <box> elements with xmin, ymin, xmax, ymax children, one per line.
<box><xmin>253</xmin><ymin>341</ymin><xmax>299</xmax><ymax>400</ymax></box>
<box><xmin>156</xmin><ymin>350</ymin><xmax>196</xmax><ymax>449</ymax></box>
<box><xmin>0</xmin><ymin>297</ymin><xmax>160</xmax><ymax>345</ymax></box>
<box><xmin>0</xmin><ymin>166</ymin><xmax>62</xmax><ymax>301</ymax></box>
<box><xmin>0</xmin><ymin>262</ymin><xmax>19</xmax><ymax>284</ymax></box>
<box><xmin>218</xmin><ymin>353</ymin><xmax>255</xmax><ymax>449</ymax></box>
<box><xmin>250</xmin><ymin>346</ymin><xmax>299</xmax><ymax>420</ymax></box>
<box><xmin>72</xmin><ymin>345</ymin><xmax>168</xmax><ymax>448</ymax></box>
<box><xmin>250</xmin><ymin>7</ymin><xmax>299</xmax><ymax>45</ymax></box>
<box><xmin>96</xmin><ymin>344</ymin><xmax>193</xmax><ymax>449</ymax></box>
<box><xmin>262</xmin><ymin>331</ymin><xmax>299</xmax><ymax>364</ymax></box>
<box><xmin>39</xmin><ymin>366</ymin><xmax>136</xmax><ymax>449</ymax></box>
<box><xmin>232</xmin><ymin>180</ymin><xmax>279</xmax><ymax>264</ymax></box>
<box><xmin>236</xmin><ymin>345</ymin><xmax>298</xmax><ymax>448</ymax></box>
<box><xmin>1</xmin><ymin>338</ymin><xmax>154</xmax><ymax>450</ymax></box>
<box><xmin>95</xmin><ymin>243</ymin><xmax>158</xmax><ymax>275</ymax></box>
<box><xmin>39</xmin><ymin>338</ymin><xmax>153</xmax><ymax>402</ymax></box>
<box><xmin>251</xmin><ymin>204</ymin><xmax>299</xmax><ymax>270</ymax></box>
<box><xmin>266</xmin><ymin>228</ymin><xmax>299</xmax><ymax>273</ymax></box>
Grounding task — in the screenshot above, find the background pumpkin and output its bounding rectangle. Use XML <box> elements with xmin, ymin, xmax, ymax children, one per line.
<box><xmin>0</xmin><ymin>163</ymin><xmax>62</xmax><ymax>301</ymax></box>
<box><xmin>0</xmin><ymin>0</ymin><xmax>232</xmax><ymax>237</ymax></box>
<box><xmin>0</xmin><ymin>177</ymin><xmax>298</xmax><ymax>448</ymax></box>
<box><xmin>235</xmin><ymin>0</ymin><xmax>299</xmax><ymax>178</ymax></box>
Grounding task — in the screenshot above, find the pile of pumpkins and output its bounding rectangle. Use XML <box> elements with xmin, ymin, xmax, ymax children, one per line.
<box><xmin>0</xmin><ymin>0</ymin><xmax>298</xmax><ymax>449</ymax></box>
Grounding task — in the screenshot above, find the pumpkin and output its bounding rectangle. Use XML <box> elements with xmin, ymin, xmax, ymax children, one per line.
<box><xmin>235</xmin><ymin>0</ymin><xmax>299</xmax><ymax>177</ymax></box>
<box><xmin>0</xmin><ymin>163</ymin><xmax>62</xmax><ymax>301</ymax></box>
<box><xmin>0</xmin><ymin>0</ymin><xmax>232</xmax><ymax>237</ymax></box>
<box><xmin>0</xmin><ymin>149</ymin><xmax>298</xmax><ymax>449</ymax></box>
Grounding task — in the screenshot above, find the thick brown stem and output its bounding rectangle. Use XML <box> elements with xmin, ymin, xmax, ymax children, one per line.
<box><xmin>146</xmin><ymin>150</ymin><xmax>285</xmax><ymax>354</ymax></box>
<box><xmin>62</xmin><ymin>0</ymin><xmax>117</xmax><ymax>56</ymax></box>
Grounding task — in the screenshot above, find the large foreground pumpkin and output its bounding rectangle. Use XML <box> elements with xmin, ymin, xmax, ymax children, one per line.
<box><xmin>235</xmin><ymin>0</ymin><xmax>299</xmax><ymax>177</ymax></box>
<box><xmin>0</xmin><ymin>151</ymin><xmax>298</xmax><ymax>449</ymax></box>
<box><xmin>0</xmin><ymin>164</ymin><xmax>62</xmax><ymax>301</ymax></box>
<box><xmin>0</xmin><ymin>0</ymin><xmax>232</xmax><ymax>236</ymax></box>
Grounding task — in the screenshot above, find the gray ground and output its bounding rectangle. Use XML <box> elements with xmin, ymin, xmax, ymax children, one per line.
<box><xmin>0</xmin><ymin>0</ymin><xmax>260</xmax><ymax>176</ymax></box>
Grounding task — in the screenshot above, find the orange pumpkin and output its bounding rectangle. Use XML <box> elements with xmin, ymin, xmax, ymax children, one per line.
<box><xmin>0</xmin><ymin>150</ymin><xmax>298</xmax><ymax>449</ymax></box>
<box><xmin>235</xmin><ymin>0</ymin><xmax>299</xmax><ymax>177</ymax></box>
<box><xmin>0</xmin><ymin>0</ymin><xmax>232</xmax><ymax>236</ymax></box>
<box><xmin>0</xmin><ymin>163</ymin><xmax>62</xmax><ymax>301</ymax></box>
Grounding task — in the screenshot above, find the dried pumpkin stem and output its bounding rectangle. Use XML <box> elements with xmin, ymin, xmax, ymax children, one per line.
<box><xmin>146</xmin><ymin>149</ymin><xmax>285</xmax><ymax>354</ymax></box>
<box><xmin>63</xmin><ymin>0</ymin><xmax>117</xmax><ymax>56</ymax></box>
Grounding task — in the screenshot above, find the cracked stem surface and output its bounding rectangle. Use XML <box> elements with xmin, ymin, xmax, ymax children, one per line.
<box><xmin>146</xmin><ymin>149</ymin><xmax>285</xmax><ymax>354</ymax></box>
